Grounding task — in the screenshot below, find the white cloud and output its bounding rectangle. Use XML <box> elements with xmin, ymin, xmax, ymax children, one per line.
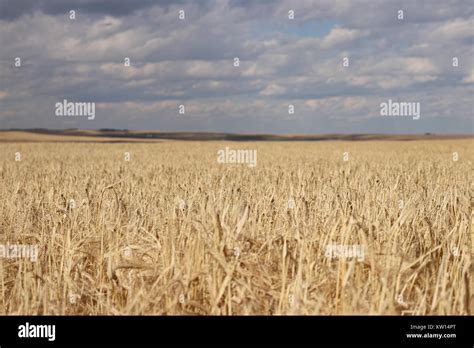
<box><xmin>321</xmin><ymin>27</ymin><xmax>367</xmax><ymax>48</ymax></box>
<box><xmin>462</xmin><ymin>70</ymin><xmax>474</xmax><ymax>83</ymax></box>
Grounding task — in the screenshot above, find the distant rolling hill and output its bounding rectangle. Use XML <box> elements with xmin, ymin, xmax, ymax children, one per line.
<box><xmin>0</xmin><ymin>129</ymin><xmax>472</xmax><ymax>143</ymax></box>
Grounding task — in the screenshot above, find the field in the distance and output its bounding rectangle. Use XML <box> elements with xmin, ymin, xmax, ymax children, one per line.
<box><xmin>0</xmin><ymin>133</ymin><xmax>472</xmax><ymax>315</ymax></box>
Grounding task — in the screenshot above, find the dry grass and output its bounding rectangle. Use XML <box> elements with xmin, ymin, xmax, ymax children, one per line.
<box><xmin>0</xmin><ymin>140</ymin><xmax>472</xmax><ymax>315</ymax></box>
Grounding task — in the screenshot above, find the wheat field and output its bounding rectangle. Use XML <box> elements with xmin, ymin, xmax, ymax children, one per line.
<box><xmin>0</xmin><ymin>139</ymin><xmax>472</xmax><ymax>315</ymax></box>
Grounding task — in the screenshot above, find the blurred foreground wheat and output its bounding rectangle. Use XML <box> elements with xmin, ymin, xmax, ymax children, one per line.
<box><xmin>0</xmin><ymin>140</ymin><xmax>472</xmax><ymax>315</ymax></box>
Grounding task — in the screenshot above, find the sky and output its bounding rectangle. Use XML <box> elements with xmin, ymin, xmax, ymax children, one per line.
<box><xmin>0</xmin><ymin>0</ymin><xmax>473</xmax><ymax>133</ymax></box>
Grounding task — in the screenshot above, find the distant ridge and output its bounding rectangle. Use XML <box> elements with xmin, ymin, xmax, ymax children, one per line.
<box><xmin>0</xmin><ymin>129</ymin><xmax>472</xmax><ymax>143</ymax></box>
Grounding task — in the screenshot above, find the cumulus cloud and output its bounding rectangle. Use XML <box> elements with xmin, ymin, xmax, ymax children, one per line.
<box><xmin>462</xmin><ymin>70</ymin><xmax>474</xmax><ymax>83</ymax></box>
<box><xmin>0</xmin><ymin>0</ymin><xmax>472</xmax><ymax>133</ymax></box>
<box><xmin>320</xmin><ymin>27</ymin><xmax>368</xmax><ymax>48</ymax></box>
